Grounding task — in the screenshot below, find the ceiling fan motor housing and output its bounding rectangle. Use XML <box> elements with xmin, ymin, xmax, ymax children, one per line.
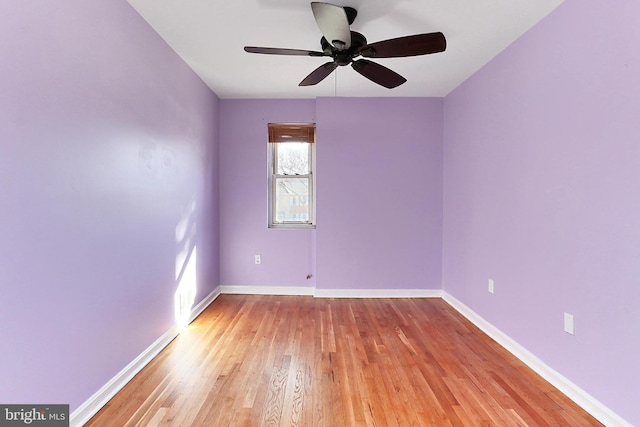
<box><xmin>321</xmin><ymin>31</ymin><xmax>367</xmax><ymax>66</ymax></box>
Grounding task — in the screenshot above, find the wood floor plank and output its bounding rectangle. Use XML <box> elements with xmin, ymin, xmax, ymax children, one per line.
<box><xmin>86</xmin><ymin>295</ymin><xmax>602</xmax><ymax>426</ymax></box>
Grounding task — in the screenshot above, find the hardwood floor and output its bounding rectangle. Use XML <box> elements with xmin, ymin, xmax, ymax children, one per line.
<box><xmin>86</xmin><ymin>295</ymin><xmax>601</xmax><ymax>426</ymax></box>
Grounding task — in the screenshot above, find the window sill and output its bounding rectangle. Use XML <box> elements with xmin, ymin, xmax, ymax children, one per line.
<box><xmin>269</xmin><ymin>223</ymin><xmax>316</xmax><ymax>230</ymax></box>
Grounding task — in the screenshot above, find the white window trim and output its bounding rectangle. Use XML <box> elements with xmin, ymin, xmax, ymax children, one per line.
<box><xmin>268</xmin><ymin>141</ymin><xmax>316</xmax><ymax>229</ymax></box>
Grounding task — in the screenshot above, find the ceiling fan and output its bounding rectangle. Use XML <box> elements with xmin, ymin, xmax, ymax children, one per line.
<box><xmin>244</xmin><ymin>2</ymin><xmax>447</xmax><ymax>89</ymax></box>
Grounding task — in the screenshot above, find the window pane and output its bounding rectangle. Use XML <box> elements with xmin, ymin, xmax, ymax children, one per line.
<box><xmin>275</xmin><ymin>177</ymin><xmax>310</xmax><ymax>223</ymax></box>
<box><xmin>277</xmin><ymin>143</ymin><xmax>309</xmax><ymax>175</ymax></box>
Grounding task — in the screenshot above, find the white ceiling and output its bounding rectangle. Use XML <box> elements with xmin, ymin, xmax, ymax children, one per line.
<box><xmin>126</xmin><ymin>0</ymin><xmax>563</xmax><ymax>99</ymax></box>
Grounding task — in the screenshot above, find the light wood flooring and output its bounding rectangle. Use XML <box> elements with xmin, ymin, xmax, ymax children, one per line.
<box><xmin>86</xmin><ymin>295</ymin><xmax>602</xmax><ymax>426</ymax></box>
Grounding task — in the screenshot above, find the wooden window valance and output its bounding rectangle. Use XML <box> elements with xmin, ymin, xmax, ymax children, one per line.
<box><xmin>268</xmin><ymin>123</ymin><xmax>315</xmax><ymax>143</ymax></box>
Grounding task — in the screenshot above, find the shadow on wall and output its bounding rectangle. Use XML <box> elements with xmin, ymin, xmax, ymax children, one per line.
<box><xmin>174</xmin><ymin>200</ymin><xmax>197</xmax><ymax>330</ymax></box>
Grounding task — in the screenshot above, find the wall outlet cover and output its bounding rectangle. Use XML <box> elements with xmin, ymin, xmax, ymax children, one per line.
<box><xmin>564</xmin><ymin>313</ymin><xmax>574</xmax><ymax>335</ymax></box>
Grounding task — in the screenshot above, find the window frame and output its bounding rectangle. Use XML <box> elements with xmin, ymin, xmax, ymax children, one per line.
<box><xmin>267</xmin><ymin>123</ymin><xmax>316</xmax><ymax>229</ymax></box>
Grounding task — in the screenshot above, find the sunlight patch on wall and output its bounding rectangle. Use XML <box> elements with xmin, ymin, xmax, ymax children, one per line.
<box><xmin>175</xmin><ymin>200</ymin><xmax>196</xmax><ymax>279</ymax></box>
<box><xmin>174</xmin><ymin>200</ymin><xmax>197</xmax><ymax>331</ymax></box>
<box><xmin>174</xmin><ymin>247</ymin><xmax>197</xmax><ymax>331</ymax></box>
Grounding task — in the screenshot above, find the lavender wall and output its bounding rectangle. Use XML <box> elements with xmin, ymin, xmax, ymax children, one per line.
<box><xmin>316</xmin><ymin>98</ymin><xmax>443</xmax><ymax>291</ymax></box>
<box><xmin>219</xmin><ymin>99</ymin><xmax>316</xmax><ymax>289</ymax></box>
<box><xmin>442</xmin><ymin>0</ymin><xmax>639</xmax><ymax>423</ymax></box>
<box><xmin>0</xmin><ymin>0</ymin><xmax>219</xmax><ymax>412</ymax></box>
<box><xmin>219</xmin><ymin>98</ymin><xmax>443</xmax><ymax>293</ymax></box>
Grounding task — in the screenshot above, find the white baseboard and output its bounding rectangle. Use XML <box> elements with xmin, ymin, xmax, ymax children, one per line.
<box><xmin>220</xmin><ymin>285</ymin><xmax>315</xmax><ymax>296</ymax></box>
<box><xmin>314</xmin><ymin>288</ymin><xmax>443</xmax><ymax>298</ymax></box>
<box><xmin>219</xmin><ymin>285</ymin><xmax>442</xmax><ymax>299</ymax></box>
<box><xmin>70</xmin><ymin>287</ymin><xmax>221</xmax><ymax>427</ymax></box>
<box><xmin>442</xmin><ymin>291</ymin><xmax>631</xmax><ymax>427</ymax></box>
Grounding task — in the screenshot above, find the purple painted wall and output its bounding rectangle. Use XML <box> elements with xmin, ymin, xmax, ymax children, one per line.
<box><xmin>219</xmin><ymin>99</ymin><xmax>316</xmax><ymax>289</ymax></box>
<box><xmin>219</xmin><ymin>98</ymin><xmax>443</xmax><ymax>292</ymax></box>
<box><xmin>0</xmin><ymin>0</ymin><xmax>219</xmax><ymax>412</ymax></box>
<box><xmin>442</xmin><ymin>0</ymin><xmax>639</xmax><ymax>424</ymax></box>
<box><xmin>316</xmin><ymin>98</ymin><xmax>443</xmax><ymax>291</ymax></box>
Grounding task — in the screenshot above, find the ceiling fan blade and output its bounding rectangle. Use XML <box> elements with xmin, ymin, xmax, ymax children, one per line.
<box><xmin>311</xmin><ymin>2</ymin><xmax>351</xmax><ymax>50</ymax></box>
<box><xmin>357</xmin><ymin>32</ymin><xmax>446</xmax><ymax>58</ymax></box>
<box><xmin>299</xmin><ymin>62</ymin><xmax>338</xmax><ymax>86</ymax></box>
<box><xmin>244</xmin><ymin>46</ymin><xmax>328</xmax><ymax>57</ymax></box>
<box><xmin>351</xmin><ymin>59</ymin><xmax>407</xmax><ymax>89</ymax></box>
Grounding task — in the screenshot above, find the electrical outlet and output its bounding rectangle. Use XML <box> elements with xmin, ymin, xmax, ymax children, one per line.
<box><xmin>564</xmin><ymin>313</ymin><xmax>574</xmax><ymax>335</ymax></box>
<box><xmin>254</xmin><ymin>254</ymin><xmax>261</xmax><ymax>265</ymax></box>
<box><xmin>488</xmin><ymin>278</ymin><xmax>494</xmax><ymax>294</ymax></box>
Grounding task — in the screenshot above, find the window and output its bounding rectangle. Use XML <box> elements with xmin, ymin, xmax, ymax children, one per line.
<box><xmin>268</xmin><ymin>123</ymin><xmax>315</xmax><ymax>228</ymax></box>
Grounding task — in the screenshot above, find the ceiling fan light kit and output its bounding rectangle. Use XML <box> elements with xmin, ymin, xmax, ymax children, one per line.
<box><xmin>244</xmin><ymin>2</ymin><xmax>446</xmax><ymax>89</ymax></box>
